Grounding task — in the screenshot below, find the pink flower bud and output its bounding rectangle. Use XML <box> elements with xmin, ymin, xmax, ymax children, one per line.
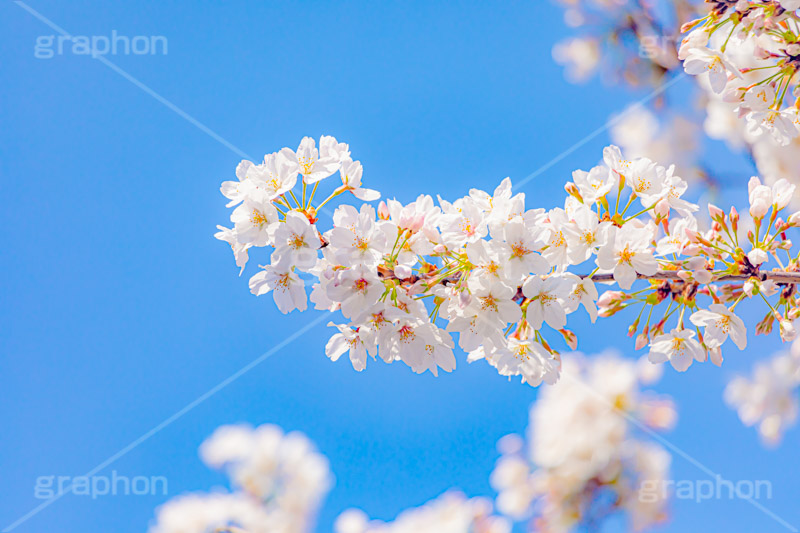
<box><xmin>597</xmin><ymin>291</ymin><xmax>623</xmax><ymax>308</ymax></box>
<box><xmin>694</xmin><ymin>269</ymin><xmax>713</xmax><ymax>284</ymax></box>
<box><xmin>708</xmin><ymin>203</ymin><xmax>724</xmax><ymax>221</ymax></box>
<box><xmin>377</xmin><ymin>201</ymin><xmax>390</xmax><ymax>220</ymax></box>
<box><xmin>635</xmin><ymin>332</ymin><xmax>649</xmax><ymax>350</ymax></box>
<box><xmin>394</xmin><ymin>264</ymin><xmax>412</xmax><ymax>279</ymax></box>
<box><xmin>654</xmin><ymin>198</ymin><xmax>670</xmax><ymax>218</ymax></box>
<box><xmin>560</xmin><ymin>329</ymin><xmax>578</xmax><ymax>350</ymax></box>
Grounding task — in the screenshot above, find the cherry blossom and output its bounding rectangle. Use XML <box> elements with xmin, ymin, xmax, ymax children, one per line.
<box><xmin>217</xmin><ymin>137</ymin><xmax>800</xmax><ymax>387</ymax></box>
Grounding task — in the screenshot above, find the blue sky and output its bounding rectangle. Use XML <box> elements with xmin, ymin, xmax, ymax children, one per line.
<box><xmin>1</xmin><ymin>1</ymin><xmax>798</xmax><ymax>532</ymax></box>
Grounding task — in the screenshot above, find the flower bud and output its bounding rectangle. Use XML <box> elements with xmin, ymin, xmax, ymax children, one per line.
<box><xmin>597</xmin><ymin>291</ymin><xmax>624</xmax><ymax>308</ymax></box>
<box><xmin>560</xmin><ymin>329</ymin><xmax>578</xmax><ymax>350</ymax></box>
<box><xmin>635</xmin><ymin>330</ymin><xmax>649</xmax><ymax>350</ymax></box>
<box><xmin>685</xmin><ymin>229</ymin><xmax>700</xmax><ymax>244</ymax></box>
<box><xmin>680</xmin><ymin>17</ymin><xmax>704</xmax><ymax>33</ymax></box>
<box><xmin>694</xmin><ymin>269</ymin><xmax>713</xmax><ymax>284</ymax></box>
<box><xmin>788</xmin><ymin>211</ymin><xmax>800</xmax><ymax>226</ymax></box>
<box><xmin>654</xmin><ymin>198</ymin><xmax>670</xmax><ymax>218</ymax></box>
<box><xmin>708</xmin><ymin>203</ymin><xmax>725</xmax><ymax>221</ymax></box>
<box><xmin>730</xmin><ymin>206</ymin><xmax>739</xmax><ymax>231</ymax></box>
<box><xmin>564</xmin><ymin>182</ymin><xmax>584</xmax><ymax>203</ymax></box>
<box><xmin>394</xmin><ymin>264</ymin><xmax>412</xmax><ymax>279</ymax></box>
<box><xmin>377</xmin><ymin>201</ymin><xmax>390</xmax><ymax>220</ymax></box>
<box><xmin>781</xmin><ymin>320</ymin><xmax>797</xmax><ymax>342</ymax></box>
<box><xmin>747</xmin><ymin>247</ymin><xmax>768</xmax><ymax>266</ymax></box>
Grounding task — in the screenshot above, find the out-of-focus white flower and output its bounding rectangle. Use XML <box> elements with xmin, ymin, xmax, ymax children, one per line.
<box><xmin>491</xmin><ymin>353</ymin><xmax>674</xmax><ymax>532</ymax></box>
<box><xmin>552</xmin><ymin>37</ymin><xmax>601</xmax><ymax>82</ymax></box>
<box><xmin>335</xmin><ymin>492</ymin><xmax>510</xmax><ymax>533</ymax></box>
<box><xmin>150</xmin><ymin>424</ymin><xmax>332</xmax><ymax>533</ymax></box>
<box><xmin>725</xmin><ymin>342</ymin><xmax>800</xmax><ymax>446</ymax></box>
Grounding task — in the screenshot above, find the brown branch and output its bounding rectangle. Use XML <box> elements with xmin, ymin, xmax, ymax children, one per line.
<box><xmin>588</xmin><ymin>270</ymin><xmax>800</xmax><ymax>284</ymax></box>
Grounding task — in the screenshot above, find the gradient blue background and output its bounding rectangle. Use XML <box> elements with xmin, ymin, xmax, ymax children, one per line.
<box><xmin>1</xmin><ymin>1</ymin><xmax>798</xmax><ymax>532</ymax></box>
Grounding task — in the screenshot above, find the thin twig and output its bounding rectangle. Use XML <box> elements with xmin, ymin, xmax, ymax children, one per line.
<box><xmin>587</xmin><ymin>270</ymin><xmax>800</xmax><ymax>284</ymax></box>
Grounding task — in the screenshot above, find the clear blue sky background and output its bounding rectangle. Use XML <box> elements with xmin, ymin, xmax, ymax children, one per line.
<box><xmin>1</xmin><ymin>1</ymin><xmax>798</xmax><ymax>532</ymax></box>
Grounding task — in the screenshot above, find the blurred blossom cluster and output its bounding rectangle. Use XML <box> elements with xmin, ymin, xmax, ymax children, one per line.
<box><xmin>552</xmin><ymin>0</ymin><xmax>689</xmax><ymax>85</ymax></box>
<box><xmin>691</xmin><ymin>14</ymin><xmax>800</xmax><ymax>190</ymax></box>
<box><xmin>725</xmin><ymin>336</ymin><xmax>800</xmax><ymax>446</ymax></box>
<box><xmin>334</xmin><ymin>493</ymin><xmax>510</xmax><ymax>533</ymax></box>
<box><xmin>149</xmin><ymin>424</ymin><xmax>332</xmax><ymax>533</ymax></box>
<box><xmin>149</xmin><ymin>354</ymin><xmax>679</xmax><ymax>533</ymax></box>
<box><xmin>490</xmin><ymin>353</ymin><xmax>675</xmax><ymax>532</ymax></box>
<box><xmin>553</xmin><ymin>0</ymin><xmax>800</xmax><ymax>192</ymax></box>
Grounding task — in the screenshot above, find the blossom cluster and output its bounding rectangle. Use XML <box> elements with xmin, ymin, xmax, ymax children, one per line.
<box><xmin>217</xmin><ymin>136</ymin><xmax>800</xmax><ymax>385</ymax></box>
<box><xmin>148</xmin><ymin>353</ymin><xmax>677</xmax><ymax>533</ymax></box>
<box><xmin>725</xmin><ymin>336</ymin><xmax>800</xmax><ymax>446</ymax></box>
<box><xmin>490</xmin><ymin>353</ymin><xmax>675</xmax><ymax>533</ymax></box>
<box><xmin>334</xmin><ymin>493</ymin><xmax>510</xmax><ymax>533</ymax></box>
<box><xmin>681</xmin><ymin>1</ymin><xmax>800</xmax><ymax>146</ymax></box>
<box><xmin>149</xmin><ymin>424</ymin><xmax>332</xmax><ymax>533</ymax></box>
<box><xmin>551</xmin><ymin>0</ymin><xmax>687</xmax><ymax>86</ymax></box>
<box><xmin>147</xmin><ymin>425</ymin><xmax>510</xmax><ymax>533</ymax></box>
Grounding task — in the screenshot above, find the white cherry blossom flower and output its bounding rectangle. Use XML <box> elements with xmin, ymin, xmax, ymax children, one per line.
<box><xmin>466</xmin><ymin>240</ymin><xmax>511</xmax><ymax>290</ymax></box>
<box><xmin>561</xmin><ymin>273</ymin><xmax>599</xmax><ymax>322</ymax></box>
<box><xmin>246</xmin><ymin>151</ymin><xmax>299</xmax><ymax>202</ymax></box>
<box><xmin>272</xmin><ymin>211</ymin><xmax>321</xmax><ymax>271</ymax></box>
<box><xmin>439</xmin><ymin>199</ymin><xmax>488</xmax><ymax>247</ymax></box>
<box><xmin>326</xmin><ymin>265</ymin><xmax>384</xmax><ymax>320</ymax></box>
<box><xmin>541</xmin><ymin>208</ymin><xmax>571</xmax><ymax>268</ymax></box>
<box><xmin>338</xmin><ymin>158</ymin><xmax>380</xmax><ymax>201</ymax></box>
<box><xmin>683</xmin><ymin>47</ymin><xmax>742</xmax><ymax>94</ymax></box>
<box><xmin>214</xmin><ymin>225</ymin><xmax>250</xmax><ymax>274</ymax></box>
<box><xmin>280</xmin><ymin>136</ymin><xmax>341</xmax><ymax>184</ymax></box>
<box><xmin>328</xmin><ymin>205</ymin><xmax>388</xmax><ymax>267</ymax></box>
<box><xmin>325</xmin><ymin>322</ymin><xmax>376</xmax><ymax>371</ymax></box>
<box><xmin>628</xmin><ymin>157</ymin><xmax>665</xmax><ymax>207</ymax></box>
<box><xmin>494</xmin><ymin>337</ymin><xmax>560</xmax><ymax>386</ymax></box>
<box><xmin>571</xmin><ymin>164</ymin><xmax>616</xmax><ymax>204</ymax></box>
<box><xmin>689</xmin><ymin>304</ymin><xmax>747</xmax><ymax>351</ymax></box>
<box><xmin>468</xmin><ymin>278</ymin><xmax>523</xmax><ymax>327</ymax></box>
<box><xmin>648</xmin><ymin>329</ymin><xmax>705</xmax><ymax>372</ymax></box>
<box><xmin>596</xmin><ymin>224</ymin><xmax>658</xmax><ymax>290</ymax></box>
<box><xmin>500</xmin><ymin>220</ymin><xmax>549</xmax><ymax>281</ymax></box>
<box><xmin>563</xmin><ymin>204</ymin><xmax>611</xmax><ymax>264</ymax></box>
<box><xmin>231</xmin><ymin>197</ymin><xmax>280</xmax><ymax>247</ymax></box>
<box><xmin>522</xmin><ymin>275</ymin><xmax>571</xmax><ymax>330</ymax></box>
<box><xmin>249</xmin><ymin>265</ymin><xmax>308</xmax><ymax>313</ymax></box>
